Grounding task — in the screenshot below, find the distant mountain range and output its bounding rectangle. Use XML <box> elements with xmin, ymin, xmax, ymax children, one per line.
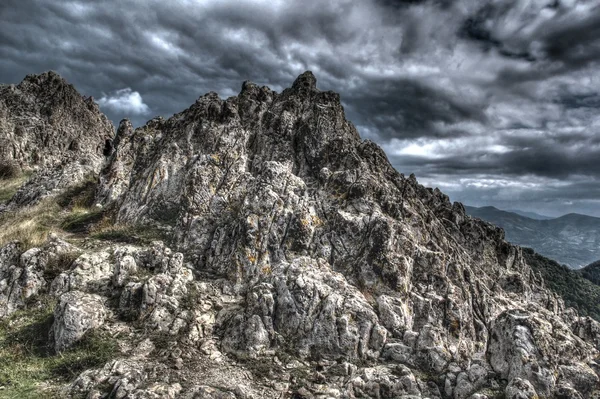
<box><xmin>465</xmin><ymin>205</ymin><xmax>600</xmax><ymax>268</ymax></box>
<box><xmin>506</xmin><ymin>209</ymin><xmax>554</xmax><ymax>220</ymax></box>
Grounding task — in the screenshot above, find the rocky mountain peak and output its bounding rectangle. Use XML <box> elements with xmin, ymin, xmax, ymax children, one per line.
<box><xmin>291</xmin><ymin>70</ymin><xmax>317</xmax><ymax>92</ymax></box>
<box><xmin>0</xmin><ymin>71</ymin><xmax>114</xmax><ymax>208</ymax></box>
<box><xmin>0</xmin><ymin>71</ymin><xmax>113</xmax><ymax>171</ymax></box>
<box><xmin>1</xmin><ymin>71</ymin><xmax>599</xmax><ymax>398</ymax></box>
<box><xmin>20</xmin><ymin>70</ymin><xmax>69</xmax><ymax>90</ymax></box>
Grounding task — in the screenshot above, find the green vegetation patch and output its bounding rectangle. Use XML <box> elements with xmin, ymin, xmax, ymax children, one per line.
<box><xmin>60</xmin><ymin>209</ymin><xmax>105</xmax><ymax>234</ymax></box>
<box><xmin>524</xmin><ymin>248</ymin><xmax>600</xmax><ymax>321</ymax></box>
<box><xmin>0</xmin><ymin>297</ymin><xmax>119</xmax><ymax>398</ymax></box>
<box><xmin>56</xmin><ymin>175</ymin><xmax>98</xmax><ymax>210</ymax></box>
<box><xmin>579</xmin><ymin>260</ymin><xmax>600</xmax><ymax>286</ymax></box>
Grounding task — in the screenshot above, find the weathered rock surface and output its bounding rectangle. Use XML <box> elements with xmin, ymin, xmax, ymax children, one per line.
<box><xmin>0</xmin><ymin>71</ymin><xmax>113</xmax><ymax>170</ymax></box>
<box><xmin>52</xmin><ymin>290</ymin><xmax>107</xmax><ymax>352</ymax></box>
<box><xmin>94</xmin><ymin>71</ymin><xmax>600</xmax><ymax>397</ymax></box>
<box><xmin>0</xmin><ymin>71</ymin><xmax>599</xmax><ymax>398</ymax></box>
<box><xmin>0</xmin><ymin>235</ymin><xmax>77</xmax><ymax>317</ymax></box>
<box><xmin>0</xmin><ymin>71</ymin><xmax>113</xmax><ymax>207</ymax></box>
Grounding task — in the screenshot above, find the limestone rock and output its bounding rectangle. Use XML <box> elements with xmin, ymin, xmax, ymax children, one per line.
<box><xmin>0</xmin><ymin>71</ymin><xmax>113</xmax><ymax>170</ymax></box>
<box><xmin>505</xmin><ymin>378</ymin><xmax>538</xmax><ymax>399</ymax></box>
<box><xmin>0</xmin><ymin>236</ymin><xmax>78</xmax><ymax>317</ymax></box>
<box><xmin>90</xmin><ymin>71</ymin><xmax>600</xmax><ymax>397</ymax></box>
<box><xmin>52</xmin><ymin>290</ymin><xmax>107</xmax><ymax>352</ymax></box>
<box><xmin>0</xmin><ymin>71</ymin><xmax>113</xmax><ymax>207</ymax></box>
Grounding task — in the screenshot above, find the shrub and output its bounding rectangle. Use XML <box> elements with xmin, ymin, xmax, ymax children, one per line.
<box><xmin>179</xmin><ymin>283</ymin><xmax>200</xmax><ymax>311</ymax></box>
<box><xmin>44</xmin><ymin>251</ymin><xmax>80</xmax><ymax>282</ymax></box>
<box><xmin>60</xmin><ymin>209</ymin><xmax>105</xmax><ymax>233</ymax></box>
<box><xmin>56</xmin><ymin>174</ymin><xmax>98</xmax><ymax>209</ymax></box>
<box><xmin>0</xmin><ymin>159</ymin><xmax>19</xmax><ymax>180</ymax></box>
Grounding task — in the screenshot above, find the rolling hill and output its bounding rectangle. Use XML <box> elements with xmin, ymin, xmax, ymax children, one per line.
<box><xmin>465</xmin><ymin>206</ymin><xmax>600</xmax><ymax>268</ymax></box>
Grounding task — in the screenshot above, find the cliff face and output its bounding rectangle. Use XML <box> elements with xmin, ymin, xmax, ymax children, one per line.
<box><xmin>0</xmin><ymin>71</ymin><xmax>599</xmax><ymax>398</ymax></box>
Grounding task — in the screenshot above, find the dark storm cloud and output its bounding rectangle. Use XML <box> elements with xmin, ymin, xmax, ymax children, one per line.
<box><xmin>346</xmin><ymin>78</ymin><xmax>488</xmax><ymax>140</ymax></box>
<box><xmin>0</xmin><ymin>0</ymin><xmax>378</xmax><ymax>125</ymax></box>
<box><xmin>395</xmin><ymin>142</ymin><xmax>600</xmax><ymax>180</ymax></box>
<box><xmin>466</xmin><ymin>0</ymin><xmax>600</xmax><ymax>85</ymax></box>
<box><xmin>1</xmin><ymin>0</ymin><xmax>600</xmax><ymax>215</ymax></box>
<box><xmin>558</xmin><ymin>93</ymin><xmax>600</xmax><ymax>110</ymax></box>
<box><xmin>377</xmin><ymin>0</ymin><xmax>454</xmax><ymax>9</ymax></box>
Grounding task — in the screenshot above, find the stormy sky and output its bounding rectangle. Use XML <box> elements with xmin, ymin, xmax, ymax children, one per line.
<box><xmin>1</xmin><ymin>0</ymin><xmax>600</xmax><ymax>217</ymax></box>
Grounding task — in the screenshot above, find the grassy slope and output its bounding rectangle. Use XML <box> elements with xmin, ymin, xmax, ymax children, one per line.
<box><xmin>0</xmin><ymin>172</ymin><xmax>175</xmax><ymax>396</ymax></box>
<box><xmin>0</xmin><ymin>172</ymin><xmax>32</xmax><ymax>204</ymax></box>
<box><xmin>0</xmin><ymin>174</ymin><xmax>102</xmax><ymax>249</ymax></box>
<box><xmin>0</xmin><ymin>298</ymin><xmax>118</xmax><ymax>398</ymax></box>
<box><xmin>0</xmin><ymin>175</ymin><xmax>126</xmax><ymax>396</ymax></box>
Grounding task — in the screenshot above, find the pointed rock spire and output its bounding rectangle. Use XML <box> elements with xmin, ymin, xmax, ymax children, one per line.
<box><xmin>292</xmin><ymin>71</ymin><xmax>317</xmax><ymax>92</ymax></box>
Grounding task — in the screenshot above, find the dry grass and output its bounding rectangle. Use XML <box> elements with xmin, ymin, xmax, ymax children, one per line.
<box><xmin>0</xmin><ymin>194</ymin><xmax>162</xmax><ymax>251</ymax></box>
<box><xmin>0</xmin><ymin>199</ymin><xmax>63</xmax><ymax>249</ymax></box>
<box><xmin>0</xmin><ymin>172</ymin><xmax>32</xmax><ymax>204</ymax></box>
<box><xmin>0</xmin><ymin>175</ymin><xmax>125</xmax><ymax>396</ymax></box>
<box><xmin>0</xmin><ymin>173</ymin><xmax>109</xmax><ymax>249</ymax></box>
<box><xmin>91</xmin><ymin>223</ymin><xmax>169</xmax><ymax>246</ymax></box>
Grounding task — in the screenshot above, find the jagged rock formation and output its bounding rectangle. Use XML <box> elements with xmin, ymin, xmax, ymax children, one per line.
<box><xmin>0</xmin><ymin>71</ymin><xmax>599</xmax><ymax>398</ymax></box>
<box><xmin>0</xmin><ymin>71</ymin><xmax>113</xmax><ymax>207</ymax></box>
<box><xmin>0</xmin><ymin>71</ymin><xmax>113</xmax><ymax>169</ymax></box>
<box><xmin>0</xmin><ymin>236</ymin><xmax>77</xmax><ymax>317</ymax></box>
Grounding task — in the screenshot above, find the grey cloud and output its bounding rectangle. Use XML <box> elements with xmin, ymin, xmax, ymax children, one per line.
<box><xmin>345</xmin><ymin>78</ymin><xmax>488</xmax><ymax>140</ymax></box>
<box><xmin>393</xmin><ymin>136</ymin><xmax>600</xmax><ymax>180</ymax></box>
<box><xmin>464</xmin><ymin>1</ymin><xmax>600</xmax><ymax>84</ymax></box>
<box><xmin>1</xmin><ymin>0</ymin><xmax>600</xmax><ymax>216</ymax></box>
<box><xmin>438</xmin><ymin>178</ymin><xmax>600</xmax><ymax>218</ymax></box>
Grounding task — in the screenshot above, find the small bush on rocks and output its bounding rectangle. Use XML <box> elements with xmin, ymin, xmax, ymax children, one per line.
<box><xmin>0</xmin><ymin>159</ymin><xmax>19</xmax><ymax>180</ymax></box>
<box><xmin>44</xmin><ymin>251</ymin><xmax>80</xmax><ymax>282</ymax></box>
